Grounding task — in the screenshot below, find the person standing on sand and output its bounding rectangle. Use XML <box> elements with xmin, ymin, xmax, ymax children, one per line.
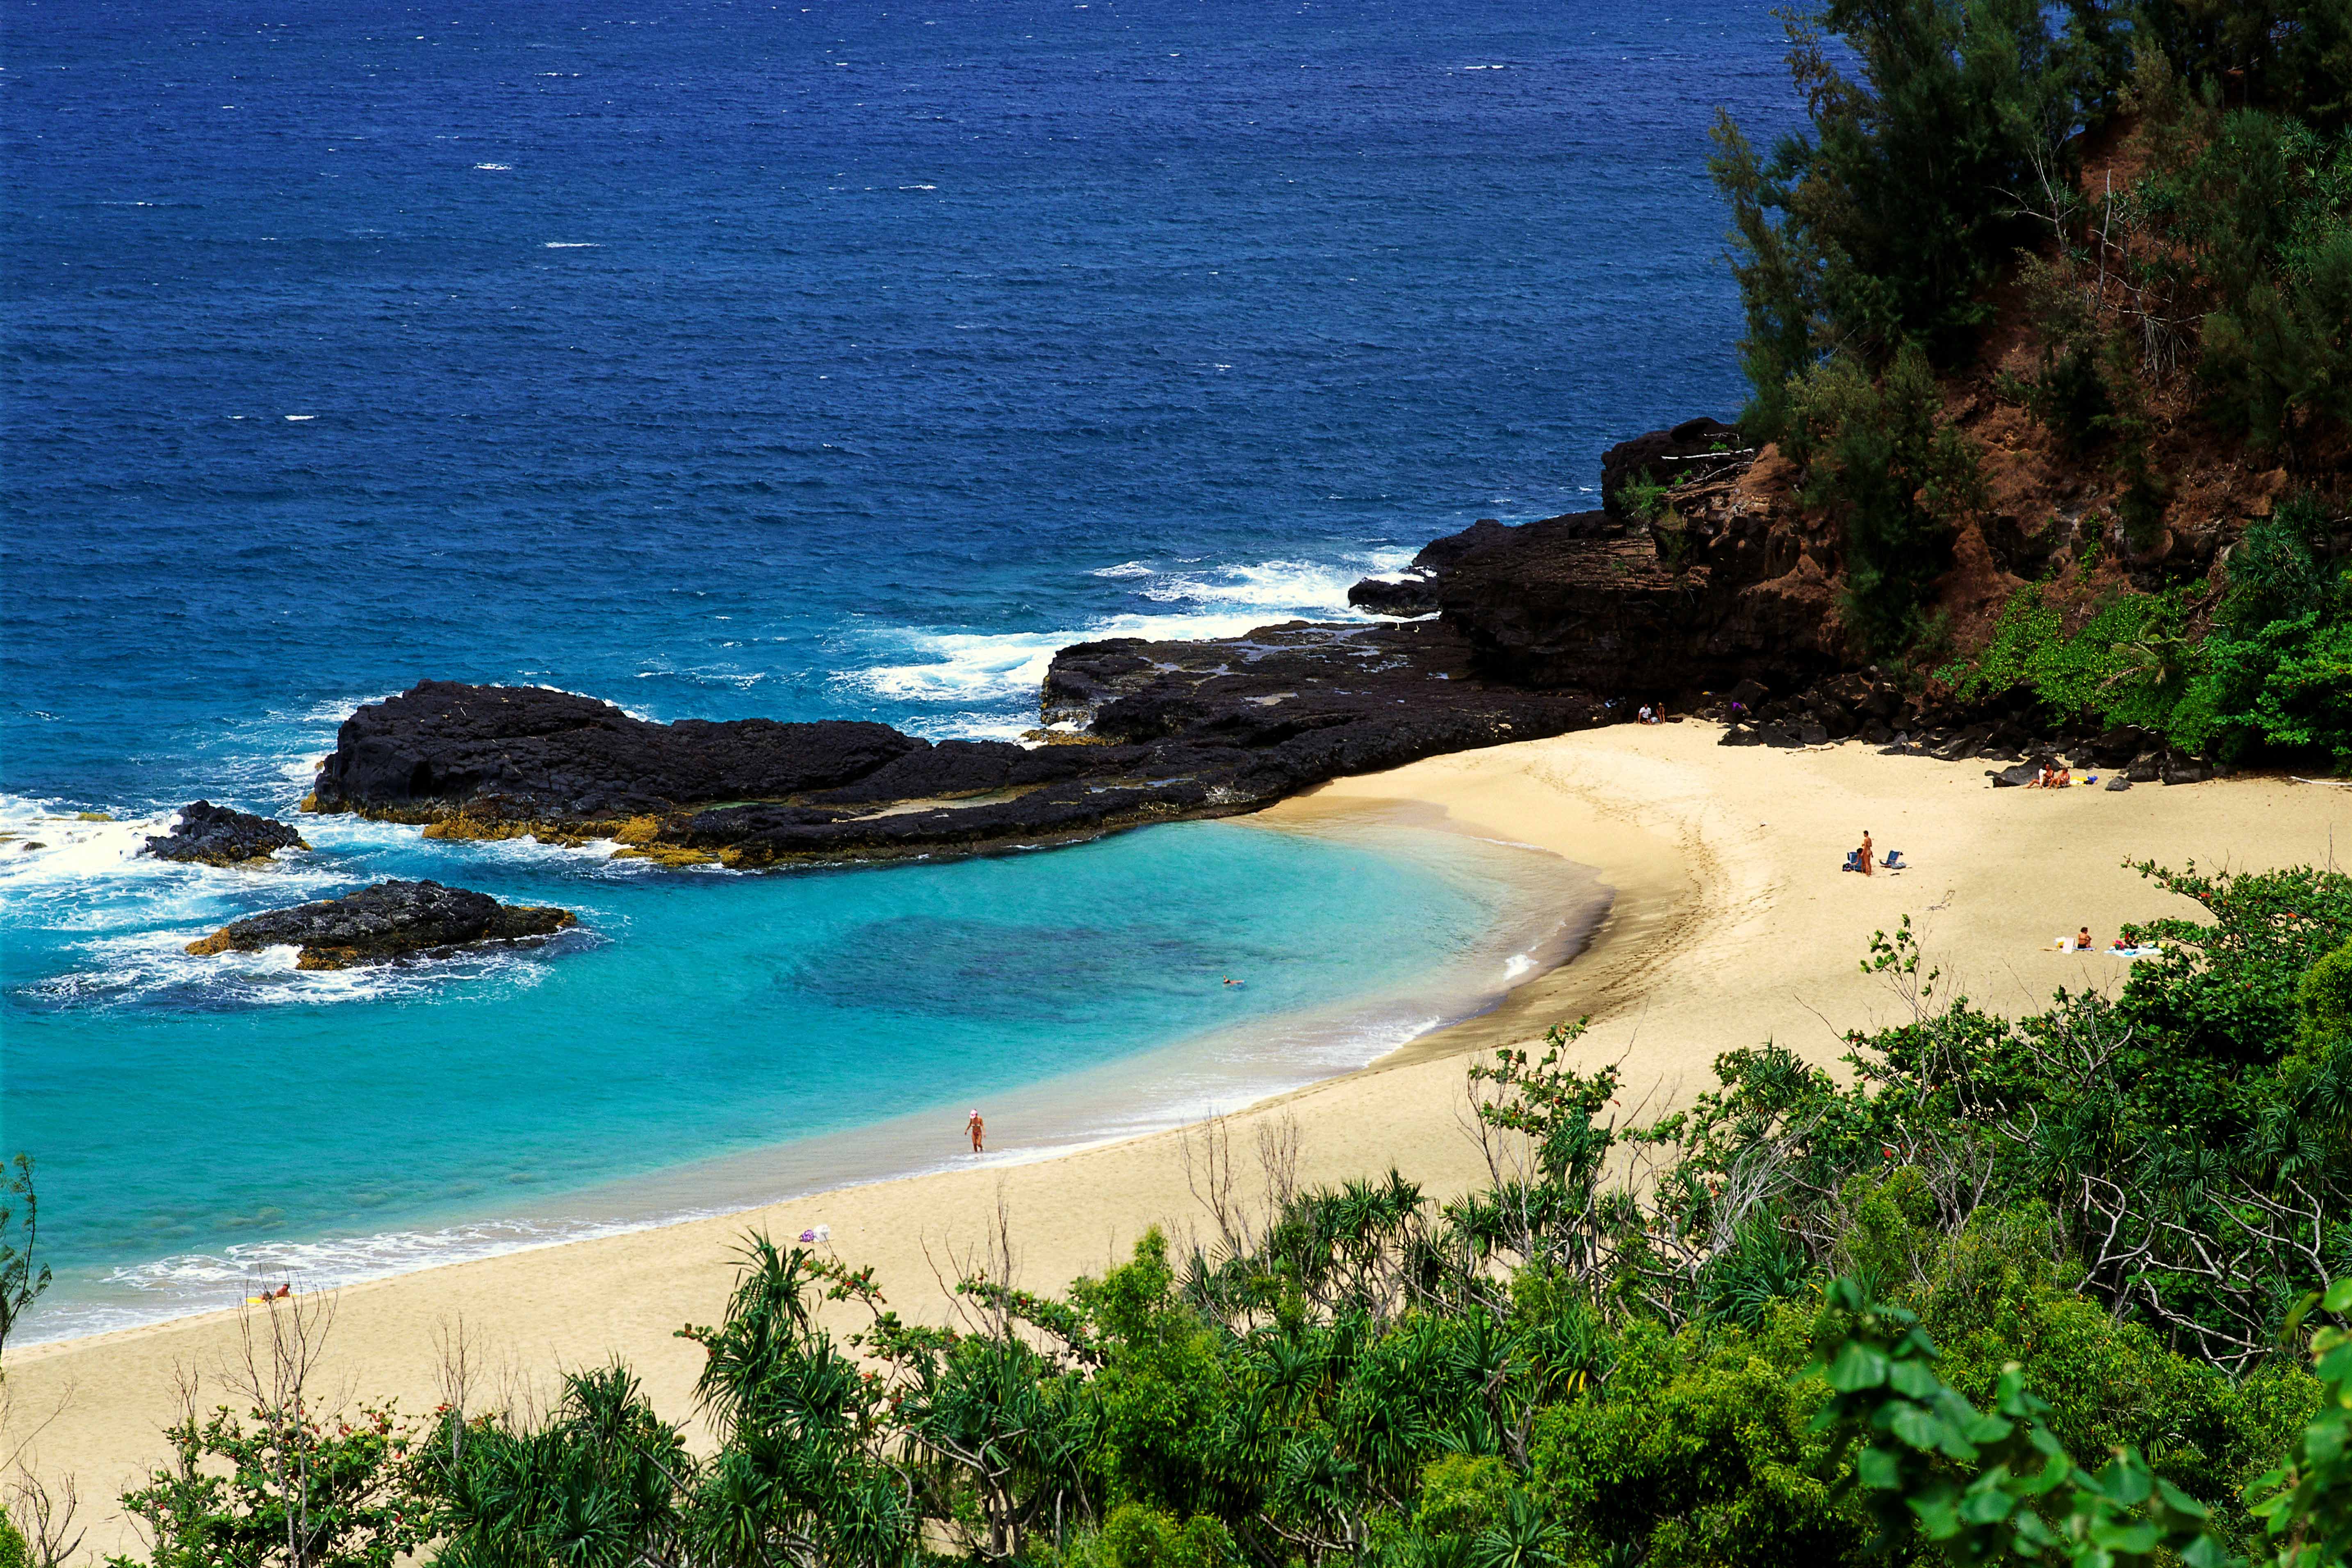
<box><xmin>1859</xmin><ymin>831</ymin><xmax>1874</xmax><ymax>877</ymax></box>
<box><xmin>967</xmin><ymin>1109</ymin><xmax>985</xmax><ymax>1154</ymax></box>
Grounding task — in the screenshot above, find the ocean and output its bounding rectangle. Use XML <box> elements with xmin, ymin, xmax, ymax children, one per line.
<box><xmin>0</xmin><ymin>0</ymin><xmax>1803</xmax><ymax>1340</ymax></box>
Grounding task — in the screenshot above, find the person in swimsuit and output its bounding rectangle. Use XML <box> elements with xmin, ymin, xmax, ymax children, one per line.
<box><xmin>1858</xmin><ymin>831</ymin><xmax>1874</xmax><ymax>877</ymax></box>
<box><xmin>967</xmin><ymin>1109</ymin><xmax>984</xmax><ymax>1153</ymax></box>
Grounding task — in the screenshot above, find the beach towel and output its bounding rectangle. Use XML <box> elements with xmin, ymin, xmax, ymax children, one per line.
<box><xmin>798</xmin><ymin>1224</ymin><xmax>832</xmax><ymax>1244</ymax></box>
<box><xmin>2108</xmin><ymin>946</ymin><xmax>2163</xmax><ymax>958</ymax></box>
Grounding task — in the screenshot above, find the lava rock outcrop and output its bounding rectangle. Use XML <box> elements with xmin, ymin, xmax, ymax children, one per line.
<box><xmin>184</xmin><ymin>880</ymin><xmax>574</xmax><ymax>970</ymax></box>
<box><xmin>144</xmin><ymin>802</ymin><xmax>310</xmax><ymax>866</ymax></box>
<box><xmin>1339</xmin><ymin>424</ymin><xmax>1840</xmax><ymax>696</ymax></box>
<box><xmin>308</xmin><ymin>631</ymin><xmax>1604</xmax><ymax>867</ymax></box>
<box><xmin>1599</xmin><ymin>415</ymin><xmax>1752</xmax><ymax>520</ymax></box>
<box><xmin>309</xmin><ymin>682</ymin><xmax>919</xmax><ymax>821</ymax></box>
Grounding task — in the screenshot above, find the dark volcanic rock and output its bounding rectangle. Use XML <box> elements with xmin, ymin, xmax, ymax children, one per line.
<box><xmin>144</xmin><ymin>801</ymin><xmax>309</xmax><ymax>866</ymax></box>
<box><xmin>310</xmin><ymin>681</ymin><xmax>923</xmax><ymax>820</ymax></box>
<box><xmin>1348</xmin><ymin>519</ymin><xmax>1530</xmax><ymax>617</ymax></box>
<box><xmin>317</xmin><ymin>626</ymin><xmax>1606</xmax><ymax>868</ymax></box>
<box><xmin>1426</xmin><ymin>513</ymin><xmax>1835</xmax><ymax>693</ymax></box>
<box><xmin>185</xmin><ymin>879</ymin><xmax>574</xmax><ymax>970</ymax></box>
<box><xmin>1600</xmin><ymin>416</ymin><xmax>1750</xmax><ymax>520</ymax></box>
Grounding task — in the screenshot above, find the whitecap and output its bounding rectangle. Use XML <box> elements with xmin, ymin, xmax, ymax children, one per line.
<box><xmin>473</xmin><ymin>162</ymin><xmax>512</xmax><ymax>170</ymax></box>
<box><xmin>842</xmin><ymin>547</ymin><xmax>1415</xmax><ymax>713</ymax></box>
<box><xmin>542</xmin><ymin>242</ymin><xmax>599</xmax><ymax>249</ymax></box>
<box><xmin>283</xmin><ymin>414</ymin><xmax>316</xmax><ymax>422</ymax></box>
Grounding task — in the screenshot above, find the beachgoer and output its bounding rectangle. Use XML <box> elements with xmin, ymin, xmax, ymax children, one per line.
<box><xmin>2056</xmin><ymin>766</ymin><xmax>2072</xmax><ymax>787</ymax></box>
<box><xmin>967</xmin><ymin>1109</ymin><xmax>984</xmax><ymax>1154</ymax></box>
<box><xmin>1223</xmin><ymin>976</ymin><xmax>1241</xmax><ymax>987</ymax></box>
<box><xmin>2075</xmin><ymin>926</ymin><xmax>2093</xmax><ymax>952</ymax></box>
<box><xmin>1637</xmin><ymin>704</ymin><xmax>1652</xmax><ymax>725</ymax></box>
<box><xmin>1858</xmin><ymin>831</ymin><xmax>1873</xmax><ymax>877</ymax></box>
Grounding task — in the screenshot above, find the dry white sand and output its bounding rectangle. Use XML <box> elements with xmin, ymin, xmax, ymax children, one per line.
<box><xmin>9</xmin><ymin>723</ymin><xmax>2345</xmax><ymax>1557</ymax></box>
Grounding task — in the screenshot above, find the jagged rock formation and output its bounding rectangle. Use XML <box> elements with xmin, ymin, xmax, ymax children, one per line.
<box><xmin>144</xmin><ymin>801</ymin><xmax>310</xmax><ymax>866</ymax></box>
<box><xmin>1346</xmin><ymin>519</ymin><xmax>1541</xmax><ymax>617</ymax></box>
<box><xmin>1342</xmin><ymin>434</ymin><xmax>1843</xmax><ymax>696</ymax></box>
<box><xmin>184</xmin><ymin>880</ymin><xmax>574</xmax><ymax>970</ymax></box>
<box><xmin>1598</xmin><ymin>416</ymin><xmax>1752</xmax><ymax>520</ymax></box>
<box><xmin>1702</xmin><ymin>672</ymin><xmax>2219</xmax><ymax>785</ymax></box>
<box><xmin>307</xmin><ymin>641</ymin><xmax>1604</xmax><ymax>867</ymax></box>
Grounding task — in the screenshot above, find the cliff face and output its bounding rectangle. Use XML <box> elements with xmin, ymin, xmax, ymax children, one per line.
<box><xmin>1364</xmin><ymin>433</ymin><xmax>1842</xmax><ymax>697</ymax></box>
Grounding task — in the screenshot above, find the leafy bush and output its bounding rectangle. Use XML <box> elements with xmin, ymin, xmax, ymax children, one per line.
<box><xmin>1947</xmin><ymin>500</ymin><xmax>2350</xmax><ymax>768</ymax></box>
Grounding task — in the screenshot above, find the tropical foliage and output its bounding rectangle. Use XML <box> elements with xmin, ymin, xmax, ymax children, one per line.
<box><xmin>1707</xmin><ymin>0</ymin><xmax>2350</xmax><ymax>700</ymax></box>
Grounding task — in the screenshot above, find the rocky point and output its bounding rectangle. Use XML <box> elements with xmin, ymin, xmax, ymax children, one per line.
<box><xmin>184</xmin><ymin>880</ymin><xmax>575</xmax><ymax>970</ymax></box>
<box><xmin>143</xmin><ymin>801</ymin><xmax>310</xmax><ymax>866</ymax></box>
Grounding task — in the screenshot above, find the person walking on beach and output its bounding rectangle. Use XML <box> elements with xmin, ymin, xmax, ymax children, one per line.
<box><xmin>967</xmin><ymin>1109</ymin><xmax>985</xmax><ymax>1154</ymax></box>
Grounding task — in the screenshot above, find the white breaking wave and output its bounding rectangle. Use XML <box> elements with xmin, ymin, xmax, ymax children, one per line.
<box><xmin>847</xmin><ymin>548</ymin><xmax>1414</xmax><ymax>713</ymax></box>
<box><xmin>16</xmin><ymin>1212</ymin><xmax>657</xmax><ymax>1344</ymax></box>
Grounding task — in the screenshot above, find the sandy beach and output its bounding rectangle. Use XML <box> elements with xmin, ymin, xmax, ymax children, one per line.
<box><xmin>10</xmin><ymin>722</ymin><xmax>2345</xmax><ymax>1557</ymax></box>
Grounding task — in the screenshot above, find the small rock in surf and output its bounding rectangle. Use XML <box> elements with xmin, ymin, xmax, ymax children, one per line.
<box><xmin>184</xmin><ymin>878</ymin><xmax>574</xmax><ymax>970</ymax></box>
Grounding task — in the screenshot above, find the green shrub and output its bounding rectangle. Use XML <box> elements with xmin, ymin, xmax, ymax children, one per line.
<box><xmin>1785</xmin><ymin>346</ymin><xmax>1983</xmax><ymax>654</ymax></box>
<box><xmin>1413</xmin><ymin>1454</ymin><xmax>1513</xmax><ymax>1538</ymax></box>
<box><xmin>1093</xmin><ymin>1503</ymin><xmax>1237</xmax><ymax>1568</ymax></box>
<box><xmin>1528</xmin><ymin>1314</ymin><xmax>1863</xmax><ymax>1568</ymax></box>
<box><xmin>2297</xmin><ymin>939</ymin><xmax>2352</xmax><ymax>1055</ymax></box>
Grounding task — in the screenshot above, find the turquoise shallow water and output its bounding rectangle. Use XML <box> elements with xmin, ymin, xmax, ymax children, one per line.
<box><xmin>2</xmin><ymin>782</ymin><xmax>1593</xmax><ymax>1342</ymax></box>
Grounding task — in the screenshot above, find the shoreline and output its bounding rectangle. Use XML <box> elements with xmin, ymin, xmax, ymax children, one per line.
<box><xmin>10</xmin><ymin>723</ymin><xmax>2345</xmax><ymax>1559</ymax></box>
<box><xmin>14</xmin><ymin>802</ymin><xmax>1607</xmax><ymax>1351</ymax></box>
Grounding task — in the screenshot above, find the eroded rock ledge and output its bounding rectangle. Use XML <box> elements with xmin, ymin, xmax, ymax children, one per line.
<box><xmin>305</xmin><ymin>628</ymin><xmax>1604</xmax><ymax>867</ymax></box>
<box><xmin>185</xmin><ymin>880</ymin><xmax>574</xmax><ymax>969</ymax></box>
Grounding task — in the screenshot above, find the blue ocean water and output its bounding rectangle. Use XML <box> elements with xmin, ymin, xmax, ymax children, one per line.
<box><xmin>0</xmin><ymin>0</ymin><xmax>1803</xmax><ymax>1338</ymax></box>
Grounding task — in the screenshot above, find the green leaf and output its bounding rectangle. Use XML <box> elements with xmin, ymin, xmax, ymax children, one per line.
<box><xmin>1894</xmin><ymin>1402</ymin><xmax>1977</xmax><ymax>1463</ymax></box>
<box><xmin>1828</xmin><ymin>1341</ymin><xmax>1892</xmax><ymax>1391</ymax></box>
